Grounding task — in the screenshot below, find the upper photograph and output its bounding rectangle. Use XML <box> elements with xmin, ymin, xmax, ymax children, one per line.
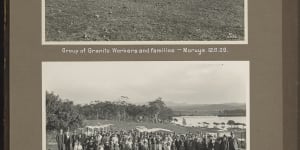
<box><xmin>42</xmin><ymin>0</ymin><xmax>248</xmax><ymax>45</ymax></box>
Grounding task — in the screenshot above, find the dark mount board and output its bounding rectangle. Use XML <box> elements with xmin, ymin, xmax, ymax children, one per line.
<box><xmin>1</xmin><ymin>0</ymin><xmax>9</xmax><ymax>149</ymax></box>
<box><xmin>282</xmin><ymin>0</ymin><xmax>299</xmax><ymax>148</ymax></box>
<box><xmin>0</xmin><ymin>0</ymin><xmax>4</xmax><ymax>148</ymax></box>
<box><xmin>4</xmin><ymin>0</ymin><xmax>300</xmax><ymax>149</ymax></box>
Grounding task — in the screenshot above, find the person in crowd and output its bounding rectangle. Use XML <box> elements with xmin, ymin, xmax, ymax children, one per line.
<box><xmin>191</xmin><ymin>137</ymin><xmax>197</xmax><ymax>150</ymax></box>
<box><xmin>111</xmin><ymin>134</ymin><xmax>119</xmax><ymax>150</ymax></box>
<box><xmin>195</xmin><ymin>137</ymin><xmax>201</xmax><ymax>150</ymax></box>
<box><xmin>133</xmin><ymin>137</ymin><xmax>139</xmax><ymax>150</ymax></box>
<box><xmin>228</xmin><ymin>133</ymin><xmax>238</xmax><ymax>150</ymax></box>
<box><xmin>178</xmin><ymin>136</ymin><xmax>185</xmax><ymax>150</ymax></box>
<box><xmin>214</xmin><ymin>138</ymin><xmax>222</xmax><ymax>150</ymax></box>
<box><xmin>187</xmin><ymin>137</ymin><xmax>193</xmax><ymax>150</ymax></box>
<box><xmin>86</xmin><ymin>138</ymin><xmax>97</xmax><ymax>150</ymax></box>
<box><xmin>74</xmin><ymin>139</ymin><xmax>83</xmax><ymax>150</ymax></box>
<box><xmin>64</xmin><ymin>130</ymin><xmax>72</xmax><ymax>150</ymax></box>
<box><xmin>72</xmin><ymin>130</ymin><xmax>78</xmax><ymax>149</ymax></box>
<box><xmin>78</xmin><ymin>133</ymin><xmax>87</xmax><ymax>150</ymax></box>
<box><xmin>103</xmin><ymin>133</ymin><xmax>111</xmax><ymax>150</ymax></box>
<box><xmin>125</xmin><ymin>136</ymin><xmax>133</xmax><ymax>150</ymax></box>
<box><xmin>174</xmin><ymin>136</ymin><xmax>181</xmax><ymax>150</ymax></box>
<box><xmin>56</xmin><ymin>129</ymin><xmax>65</xmax><ymax>150</ymax></box>
<box><xmin>141</xmin><ymin>135</ymin><xmax>149</xmax><ymax>150</ymax></box>
<box><xmin>207</xmin><ymin>139</ymin><xmax>214</xmax><ymax>150</ymax></box>
<box><xmin>201</xmin><ymin>138</ymin><xmax>207</xmax><ymax>150</ymax></box>
<box><xmin>183</xmin><ymin>137</ymin><xmax>188</xmax><ymax>150</ymax></box>
<box><xmin>54</xmin><ymin>128</ymin><xmax>244</xmax><ymax>150</ymax></box>
<box><xmin>98</xmin><ymin>142</ymin><xmax>105</xmax><ymax>150</ymax></box>
<box><xmin>221</xmin><ymin>136</ymin><xmax>229</xmax><ymax>150</ymax></box>
<box><xmin>170</xmin><ymin>139</ymin><xmax>176</xmax><ymax>150</ymax></box>
<box><xmin>96</xmin><ymin>132</ymin><xmax>103</xmax><ymax>146</ymax></box>
<box><xmin>156</xmin><ymin>135</ymin><xmax>162</xmax><ymax>150</ymax></box>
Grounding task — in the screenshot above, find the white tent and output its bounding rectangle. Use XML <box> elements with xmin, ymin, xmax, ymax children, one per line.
<box><xmin>86</xmin><ymin>124</ymin><xmax>113</xmax><ymax>129</ymax></box>
<box><xmin>135</xmin><ymin>126</ymin><xmax>172</xmax><ymax>133</ymax></box>
<box><xmin>85</xmin><ymin>124</ymin><xmax>113</xmax><ymax>135</ymax></box>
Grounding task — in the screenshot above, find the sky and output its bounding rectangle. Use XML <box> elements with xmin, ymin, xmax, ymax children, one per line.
<box><xmin>42</xmin><ymin>61</ymin><xmax>249</xmax><ymax>105</ymax></box>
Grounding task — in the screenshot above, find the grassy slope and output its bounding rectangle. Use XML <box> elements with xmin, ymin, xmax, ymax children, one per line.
<box><xmin>171</xmin><ymin>103</ymin><xmax>246</xmax><ymax>116</ymax></box>
<box><xmin>45</xmin><ymin>0</ymin><xmax>244</xmax><ymax>41</ymax></box>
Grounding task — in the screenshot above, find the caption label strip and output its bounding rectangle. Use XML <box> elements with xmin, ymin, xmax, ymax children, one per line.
<box><xmin>61</xmin><ymin>47</ymin><xmax>228</xmax><ymax>55</ymax></box>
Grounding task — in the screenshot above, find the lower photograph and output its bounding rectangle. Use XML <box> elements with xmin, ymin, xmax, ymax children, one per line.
<box><xmin>42</xmin><ymin>61</ymin><xmax>250</xmax><ymax>150</ymax></box>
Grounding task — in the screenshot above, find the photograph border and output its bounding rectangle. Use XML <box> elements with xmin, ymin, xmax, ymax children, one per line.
<box><xmin>41</xmin><ymin>61</ymin><xmax>250</xmax><ymax>150</ymax></box>
<box><xmin>41</xmin><ymin>0</ymin><xmax>248</xmax><ymax>45</ymax></box>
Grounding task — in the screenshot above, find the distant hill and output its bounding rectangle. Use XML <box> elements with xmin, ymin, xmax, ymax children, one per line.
<box><xmin>169</xmin><ymin>103</ymin><xmax>246</xmax><ymax>116</ymax></box>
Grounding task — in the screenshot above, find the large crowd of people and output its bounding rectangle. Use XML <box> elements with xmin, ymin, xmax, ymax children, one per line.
<box><xmin>55</xmin><ymin>128</ymin><xmax>243</xmax><ymax>150</ymax></box>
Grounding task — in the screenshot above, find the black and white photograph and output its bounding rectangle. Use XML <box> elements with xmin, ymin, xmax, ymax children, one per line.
<box><xmin>42</xmin><ymin>0</ymin><xmax>247</xmax><ymax>44</ymax></box>
<box><xmin>42</xmin><ymin>61</ymin><xmax>250</xmax><ymax>150</ymax></box>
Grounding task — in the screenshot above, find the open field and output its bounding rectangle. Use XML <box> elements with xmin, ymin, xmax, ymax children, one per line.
<box><xmin>45</xmin><ymin>0</ymin><xmax>244</xmax><ymax>41</ymax></box>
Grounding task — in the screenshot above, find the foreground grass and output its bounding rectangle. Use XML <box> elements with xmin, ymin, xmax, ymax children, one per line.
<box><xmin>45</xmin><ymin>0</ymin><xmax>244</xmax><ymax>41</ymax></box>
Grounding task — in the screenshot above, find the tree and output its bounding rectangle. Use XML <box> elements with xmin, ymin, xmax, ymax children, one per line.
<box><xmin>46</xmin><ymin>91</ymin><xmax>83</xmax><ymax>131</ymax></box>
<box><xmin>47</xmin><ymin>92</ymin><xmax>176</xmax><ymax>128</ymax></box>
<box><xmin>115</xmin><ymin>96</ymin><xmax>129</xmax><ymax>121</ymax></box>
<box><xmin>221</xmin><ymin>122</ymin><xmax>226</xmax><ymax>129</ymax></box>
<box><xmin>126</xmin><ymin>104</ymin><xmax>146</xmax><ymax>121</ymax></box>
<box><xmin>227</xmin><ymin>120</ymin><xmax>235</xmax><ymax>128</ymax></box>
<box><xmin>234</xmin><ymin>122</ymin><xmax>242</xmax><ymax>128</ymax></box>
<box><xmin>159</xmin><ymin>107</ymin><xmax>174</xmax><ymax>122</ymax></box>
<box><xmin>148</xmin><ymin>97</ymin><xmax>165</xmax><ymax>123</ymax></box>
<box><xmin>213</xmin><ymin>122</ymin><xmax>220</xmax><ymax>128</ymax></box>
<box><xmin>241</xmin><ymin>123</ymin><xmax>246</xmax><ymax>129</ymax></box>
<box><xmin>203</xmin><ymin>122</ymin><xmax>209</xmax><ymax>128</ymax></box>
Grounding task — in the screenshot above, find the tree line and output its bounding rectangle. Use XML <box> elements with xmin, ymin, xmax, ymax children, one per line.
<box><xmin>46</xmin><ymin>91</ymin><xmax>174</xmax><ymax>131</ymax></box>
<box><xmin>217</xmin><ymin>109</ymin><xmax>246</xmax><ymax>116</ymax></box>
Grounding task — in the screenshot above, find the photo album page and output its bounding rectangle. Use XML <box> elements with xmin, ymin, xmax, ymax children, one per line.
<box><xmin>4</xmin><ymin>0</ymin><xmax>299</xmax><ymax>149</ymax></box>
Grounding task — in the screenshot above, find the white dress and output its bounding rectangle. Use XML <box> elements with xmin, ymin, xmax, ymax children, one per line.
<box><xmin>74</xmin><ymin>144</ymin><xmax>83</xmax><ymax>150</ymax></box>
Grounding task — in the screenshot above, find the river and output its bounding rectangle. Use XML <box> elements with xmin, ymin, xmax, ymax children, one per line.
<box><xmin>172</xmin><ymin>116</ymin><xmax>247</xmax><ymax>129</ymax></box>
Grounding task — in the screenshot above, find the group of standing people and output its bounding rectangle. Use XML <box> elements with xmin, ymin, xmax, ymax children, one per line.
<box><xmin>55</xmin><ymin>128</ymin><xmax>241</xmax><ymax>150</ymax></box>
